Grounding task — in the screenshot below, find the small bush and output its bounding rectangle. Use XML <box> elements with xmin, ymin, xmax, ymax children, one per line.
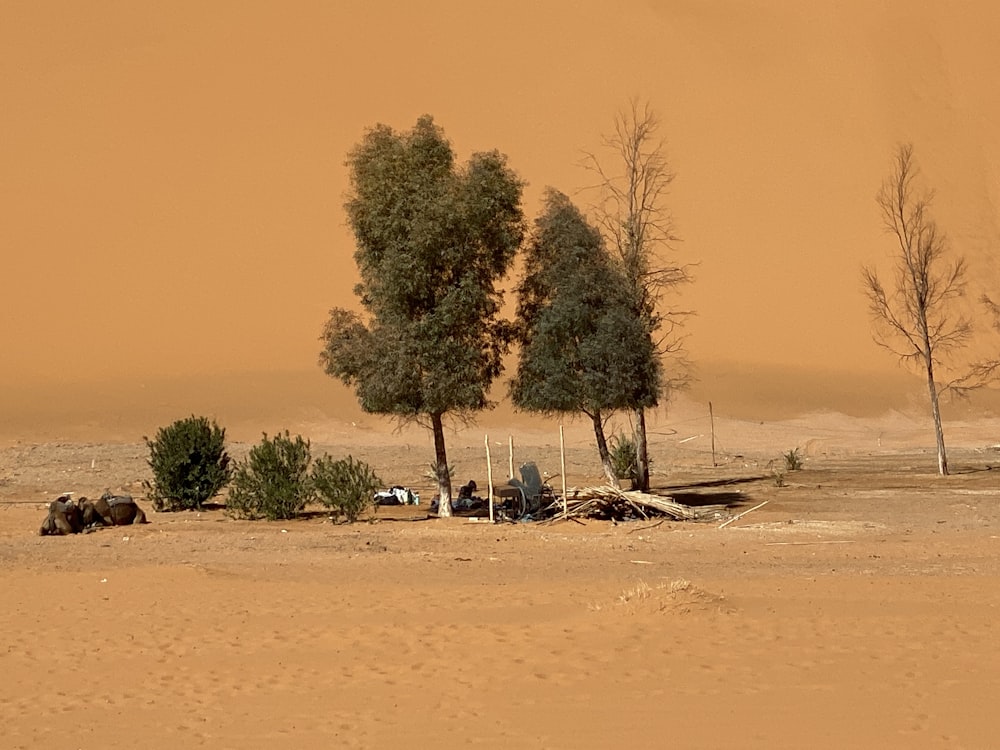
<box><xmin>783</xmin><ymin>448</ymin><xmax>803</xmax><ymax>471</ymax></box>
<box><xmin>144</xmin><ymin>416</ymin><xmax>231</xmax><ymax>511</ymax></box>
<box><xmin>226</xmin><ymin>432</ymin><xmax>313</xmax><ymax>521</ymax></box>
<box><xmin>312</xmin><ymin>454</ymin><xmax>382</xmax><ymax>523</ymax></box>
<box><xmin>609</xmin><ymin>433</ymin><xmax>641</xmax><ymax>488</ymax></box>
<box><xmin>424</xmin><ymin>462</ymin><xmax>456</xmax><ymax>484</ymax></box>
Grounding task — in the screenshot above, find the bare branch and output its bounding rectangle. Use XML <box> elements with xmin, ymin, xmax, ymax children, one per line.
<box><xmin>579</xmin><ymin>98</ymin><xmax>686</xmax><ymax>348</ymax></box>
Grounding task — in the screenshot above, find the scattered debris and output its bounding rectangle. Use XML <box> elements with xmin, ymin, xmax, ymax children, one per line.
<box><xmin>764</xmin><ymin>540</ymin><xmax>854</xmax><ymax>546</ymax></box>
<box><xmin>541</xmin><ymin>485</ymin><xmax>725</xmax><ymax>523</ymax></box>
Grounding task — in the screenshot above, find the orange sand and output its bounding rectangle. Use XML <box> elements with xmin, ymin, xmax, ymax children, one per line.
<box><xmin>3</xmin><ymin>408</ymin><xmax>1000</xmax><ymax>748</ymax></box>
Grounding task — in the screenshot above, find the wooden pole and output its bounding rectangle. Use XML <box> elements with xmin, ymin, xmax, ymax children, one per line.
<box><xmin>508</xmin><ymin>435</ymin><xmax>514</xmax><ymax>479</ymax></box>
<box><xmin>559</xmin><ymin>424</ymin><xmax>567</xmax><ymax>517</ymax></box>
<box><xmin>485</xmin><ymin>434</ymin><xmax>495</xmax><ymax>523</ymax></box>
<box><xmin>709</xmin><ymin>401</ymin><xmax>717</xmax><ymax>467</ymax></box>
<box><xmin>718</xmin><ymin>499</ymin><xmax>768</xmax><ymax>529</ymax></box>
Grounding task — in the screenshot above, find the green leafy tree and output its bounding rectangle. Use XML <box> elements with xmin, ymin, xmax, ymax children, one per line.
<box><xmin>511</xmin><ymin>189</ymin><xmax>659</xmax><ymax>486</ymax></box>
<box><xmin>320</xmin><ymin>116</ymin><xmax>524</xmax><ymax>516</ymax></box>
<box><xmin>226</xmin><ymin>432</ymin><xmax>313</xmax><ymax>521</ymax></box>
<box><xmin>144</xmin><ymin>415</ymin><xmax>231</xmax><ymax>511</ymax></box>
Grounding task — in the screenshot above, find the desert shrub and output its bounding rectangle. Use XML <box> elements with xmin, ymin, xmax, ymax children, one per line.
<box><xmin>226</xmin><ymin>432</ymin><xmax>313</xmax><ymax>521</ymax></box>
<box><xmin>424</xmin><ymin>462</ymin><xmax>456</xmax><ymax>484</ymax></box>
<box><xmin>144</xmin><ymin>415</ymin><xmax>231</xmax><ymax>511</ymax></box>
<box><xmin>783</xmin><ymin>448</ymin><xmax>803</xmax><ymax>471</ymax></box>
<box><xmin>609</xmin><ymin>432</ymin><xmax>641</xmax><ymax>488</ymax></box>
<box><xmin>312</xmin><ymin>454</ymin><xmax>382</xmax><ymax>523</ymax></box>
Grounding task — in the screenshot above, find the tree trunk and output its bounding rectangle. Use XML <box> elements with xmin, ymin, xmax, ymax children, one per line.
<box><xmin>431</xmin><ymin>412</ymin><xmax>453</xmax><ymax>515</ymax></box>
<box><xmin>924</xmin><ymin>356</ymin><xmax>949</xmax><ymax>476</ymax></box>
<box><xmin>634</xmin><ymin>407</ymin><xmax>650</xmax><ymax>492</ymax></box>
<box><xmin>591</xmin><ymin>411</ymin><xmax>620</xmax><ymax>488</ymax></box>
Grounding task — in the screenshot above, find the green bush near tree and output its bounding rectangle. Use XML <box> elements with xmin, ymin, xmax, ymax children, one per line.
<box><xmin>609</xmin><ymin>432</ymin><xmax>642</xmax><ymax>489</ymax></box>
<box><xmin>226</xmin><ymin>432</ymin><xmax>313</xmax><ymax>521</ymax></box>
<box><xmin>783</xmin><ymin>448</ymin><xmax>803</xmax><ymax>471</ymax></box>
<box><xmin>312</xmin><ymin>454</ymin><xmax>382</xmax><ymax>523</ymax></box>
<box><xmin>144</xmin><ymin>416</ymin><xmax>231</xmax><ymax>511</ymax></box>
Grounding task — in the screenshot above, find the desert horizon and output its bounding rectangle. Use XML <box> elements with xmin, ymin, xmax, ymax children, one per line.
<box><xmin>2</xmin><ymin>359</ymin><xmax>998</xmax><ymax>451</ymax></box>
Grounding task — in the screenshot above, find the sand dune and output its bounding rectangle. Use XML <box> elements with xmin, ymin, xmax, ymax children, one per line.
<box><xmin>2</xmin><ymin>1</ymin><xmax>998</xmax><ymax>403</ymax></box>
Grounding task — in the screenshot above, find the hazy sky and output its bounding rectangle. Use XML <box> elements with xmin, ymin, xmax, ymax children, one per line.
<box><xmin>3</xmin><ymin>0</ymin><xmax>998</xmax><ymax>387</ymax></box>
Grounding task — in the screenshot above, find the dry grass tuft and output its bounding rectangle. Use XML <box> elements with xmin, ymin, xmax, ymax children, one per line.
<box><xmin>591</xmin><ymin>578</ymin><xmax>727</xmax><ymax>615</ymax></box>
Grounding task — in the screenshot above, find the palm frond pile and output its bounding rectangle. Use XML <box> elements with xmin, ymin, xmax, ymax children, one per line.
<box><xmin>541</xmin><ymin>485</ymin><xmax>726</xmax><ymax>523</ymax></box>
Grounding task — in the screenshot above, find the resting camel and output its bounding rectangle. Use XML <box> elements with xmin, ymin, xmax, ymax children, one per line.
<box><xmin>38</xmin><ymin>495</ymin><xmax>84</xmax><ymax>536</ymax></box>
<box><xmin>39</xmin><ymin>492</ymin><xmax>148</xmax><ymax>535</ymax></box>
<box><xmin>80</xmin><ymin>492</ymin><xmax>148</xmax><ymax>528</ymax></box>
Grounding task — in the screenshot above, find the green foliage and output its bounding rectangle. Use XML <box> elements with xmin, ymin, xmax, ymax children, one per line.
<box><xmin>320</xmin><ymin>116</ymin><xmax>525</xmax><ymax>510</ymax></box>
<box><xmin>783</xmin><ymin>448</ymin><xmax>803</xmax><ymax>472</ymax></box>
<box><xmin>226</xmin><ymin>432</ymin><xmax>313</xmax><ymax>521</ymax></box>
<box><xmin>312</xmin><ymin>454</ymin><xmax>382</xmax><ymax>524</ymax></box>
<box><xmin>510</xmin><ymin>190</ymin><xmax>660</xmax><ymax>417</ymax></box>
<box><xmin>320</xmin><ymin>115</ymin><xmax>525</xmax><ymax>420</ymax></box>
<box><xmin>609</xmin><ymin>433</ymin><xmax>641</xmax><ymax>488</ymax></box>
<box><xmin>424</xmin><ymin>462</ymin><xmax>456</xmax><ymax>484</ymax></box>
<box><xmin>144</xmin><ymin>416</ymin><xmax>231</xmax><ymax>511</ymax></box>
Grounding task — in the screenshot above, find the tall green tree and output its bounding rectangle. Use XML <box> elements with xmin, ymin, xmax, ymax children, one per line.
<box><xmin>511</xmin><ymin>189</ymin><xmax>659</xmax><ymax>486</ymax></box>
<box><xmin>320</xmin><ymin>116</ymin><xmax>524</xmax><ymax>515</ymax></box>
<box><xmin>582</xmin><ymin>99</ymin><xmax>691</xmax><ymax>492</ymax></box>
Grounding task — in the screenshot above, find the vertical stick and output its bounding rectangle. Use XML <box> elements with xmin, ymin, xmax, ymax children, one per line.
<box><xmin>508</xmin><ymin>435</ymin><xmax>514</xmax><ymax>479</ymax></box>
<box><xmin>559</xmin><ymin>424</ymin><xmax>567</xmax><ymax>517</ymax></box>
<box><xmin>709</xmin><ymin>401</ymin><xmax>717</xmax><ymax>468</ymax></box>
<box><xmin>485</xmin><ymin>434</ymin><xmax>494</xmax><ymax>523</ymax></box>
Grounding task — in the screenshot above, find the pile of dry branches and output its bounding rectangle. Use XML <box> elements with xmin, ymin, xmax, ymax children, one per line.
<box><xmin>542</xmin><ymin>485</ymin><xmax>724</xmax><ymax>523</ymax></box>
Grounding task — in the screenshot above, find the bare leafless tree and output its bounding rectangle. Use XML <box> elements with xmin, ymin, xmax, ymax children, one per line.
<box><xmin>970</xmin><ymin>294</ymin><xmax>1000</xmax><ymax>382</ymax></box>
<box><xmin>862</xmin><ymin>143</ymin><xmax>973</xmax><ymax>476</ymax></box>
<box><xmin>581</xmin><ymin>98</ymin><xmax>692</xmax><ymax>492</ymax></box>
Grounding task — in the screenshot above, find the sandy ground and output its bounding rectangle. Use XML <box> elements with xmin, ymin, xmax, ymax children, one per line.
<box><xmin>2</xmin><ymin>405</ymin><xmax>1000</xmax><ymax>749</ymax></box>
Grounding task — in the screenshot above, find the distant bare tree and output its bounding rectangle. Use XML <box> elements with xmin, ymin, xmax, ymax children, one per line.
<box><xmin>862</xmin><ymin>144</ymin><xmax>973</xmax><ymax>476</ymax></box>
<box><xmin>581</xmin><ymin>99</ymin><xmax>691</xmax><ymax>492</ymax></box>
<box><xmin>971</xmin><ymin>294</ymin><xmax>1000</xmax><ymax>382</ymax></box>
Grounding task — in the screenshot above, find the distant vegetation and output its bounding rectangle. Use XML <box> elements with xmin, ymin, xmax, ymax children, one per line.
<box><xmin>319</xmin><ymin>115</ymin><xmax>525</xmax><ymax>516</ymax></box>
<box><xmin>144</xmin><ymin>415</ymin><xmax>231</xmax><ymax>511</ymax></box>
<box><xmin>320</xmin><ymin>103</ymin><xmax>690</xmax><ymax>501</ymax></box>
<box><xmin>226</xmin><ymin>431</ymin><xmax>313</xmax><ymax>521</ymax></box>
<box><xmin>863</xmin><ymin>143</ymin><xmax>996</xmax><ymax>476</ymax></box>
<box><xmin>312</xmin><ymin>454</ymin><xmax>382</xmax><ymax>524</ymax></box>
<box><xmin>509</xmin><ymin>189</ymin><xmax>658</xmax><ymax>488</ymax></box>
<box><xmin>783</xmin><ymin>448</ymin><xmax>803</xmax><ymax>472</ymax></box>
<box><xmin>609</xmin><ymin>433</ymin><xmax>642</xmax><ymax>489</ymax></box>
<box><xmin>218</xmin><ymin>430</ymin><xmax>382</xmax><ymax>523</ymax></box>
